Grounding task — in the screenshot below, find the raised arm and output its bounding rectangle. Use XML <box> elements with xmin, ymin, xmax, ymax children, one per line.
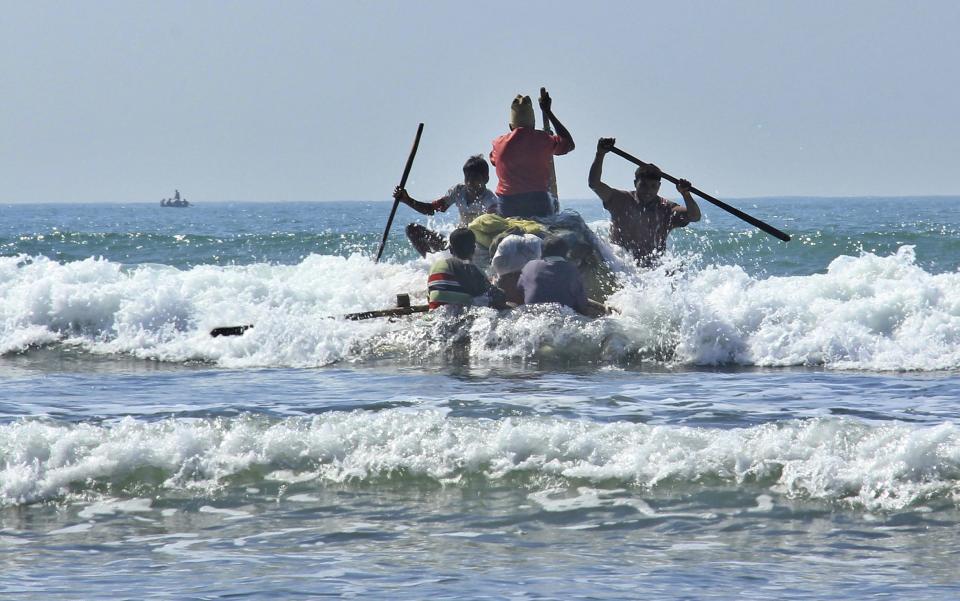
<box><xmin>394</xmin><ymin>186</ymin><xmax>439</xmax><ymax>216</ymax></box>
<box><xmin>674</xmin><ymin>179</ymin><xmax>701</xmax><ymax>222</ymax></box>
<box><xmin>588</xmin><ymin>137</ymin><xmax>616</xmax><ymax>201</ymax></box>
<box><xmin>539</xmin><ymin>88</ymin><xmax>575</xmax><ymax>152</ymax></box>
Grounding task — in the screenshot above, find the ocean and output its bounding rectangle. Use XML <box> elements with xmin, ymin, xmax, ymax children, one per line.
<box><xmin>2</xmin><ymin>197</ymin><xmax>960</xmax><ymax>599</ymax></box>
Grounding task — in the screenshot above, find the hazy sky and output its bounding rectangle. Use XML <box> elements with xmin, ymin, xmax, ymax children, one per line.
<box><xmin>2</xmin><ymin>0</ymin><xmax>958</xmax><ymax>203</ymax></box>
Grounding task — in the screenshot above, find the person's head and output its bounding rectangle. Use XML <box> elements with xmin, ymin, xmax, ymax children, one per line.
<box><xmin>634</xmin><ymin>163</ymin><xmax>662</xmax><ymax>199</ymax></box>
<box><xmin>462</xmin><ymin>155</ymin><xmax>490</xmax><ymax>194</ymax></box>
<box><xmin>541</xmin><ymin>235</ymin><xmax>569</xmax><ymax>259</ymax></box>
<box><xmin>492</xmin><ymin>233</ymin><xmax>541</xmax><ymax>276</ymax></box>
<box><xmin>448</xmin><ymin>227</ymin><xmax>477</xmax><ymax>260</ymax></box>
<box><xmin>509</xmin><ymin>94</ymin><xmax>535</xmax><ymax>130</ymax></box>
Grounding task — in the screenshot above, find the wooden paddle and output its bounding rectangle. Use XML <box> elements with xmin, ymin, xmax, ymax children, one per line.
<box><xmin>609</xmin><ymin>146</ymin><xmax>791</xmax><ymax>242</ymax></box>
<box><xmin>209</xmin><ymin>305</ymin><xmax>430</xmax><ymax>337</ymax></box>
<box><xmin>210</xmin><ymin>298</ymin><xmax>619</xmax><ymax>337</ymax></box>
<box><xmin>375</xmin><ymin>123</ymin><xmax>425</xmax><ymax>262</ymax></box>
<box><xmin>209</xmin><ymin>295</ymin><xmax>428</xmax><ymax>337</ymax></box>
<box><xmin>540</xmin><ymin>88</ymin><xmax>559</xmax><ymax>201</ymax></box>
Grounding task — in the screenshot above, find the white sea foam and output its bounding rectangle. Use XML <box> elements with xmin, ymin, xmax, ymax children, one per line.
<box><xmin>2</xmin><ymin>410</ymin><xmax>959</xmax><ymax>512</ymax></box>
<box><xmin>1</xmin><ymin>246</ymin><xmax>958</xmax><ymax>370</ymax></box>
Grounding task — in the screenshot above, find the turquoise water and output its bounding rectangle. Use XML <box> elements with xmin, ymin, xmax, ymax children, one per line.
<box><xmin>2</xmin><ymin>198</ymin><xmax>960</xmax><ymax>599</ymax></box>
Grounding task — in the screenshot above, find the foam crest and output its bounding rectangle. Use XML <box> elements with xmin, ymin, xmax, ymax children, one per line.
<box><xmin>0</xmin><ymin>253</ymin><xmax>427</xmax><ymax>367</ymax></box>
<box><xmin>609</xmin><ymin>245</ymin><xmax>960</xmax><ymax>369</ymax></box>
<box><xmin>2</xmin><ymin>411</ymin><xmax>959</xmax><ymax>511</ymax></box>
<box><xmin>2</xmin><ymin>245</ymin><xmax>959</xmax><ymax>370</ymax></box>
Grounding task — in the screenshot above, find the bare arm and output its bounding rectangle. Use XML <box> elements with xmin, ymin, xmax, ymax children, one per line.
<box><xmin>539</xmin><ymin>88</ymin><xmax>575</xmax><ymax>152</ymax></box>
<box><xmin>394</xmin><ymin>186</ymin><xmax>439</xmax><ymax>216</ymax></box>
<box><xmin>588</xmin><ymin>138</ymin><xmax>616</xmax><ymax>202</ymax></box>
<box><xmin>673</xmin><ymin>179</ymin><xmax>701</xmax><ymax>222</ymax></box>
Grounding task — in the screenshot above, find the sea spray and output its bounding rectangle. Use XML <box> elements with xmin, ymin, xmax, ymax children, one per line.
<box><xmin>3</xmin><ymin>411</ymin><xmax>959</xmax><ymax>511</ymax></box>
<box><xmin>2</xmin><ymin>244</ymin><xmax>959</xmax><ymax>370</ymax></box>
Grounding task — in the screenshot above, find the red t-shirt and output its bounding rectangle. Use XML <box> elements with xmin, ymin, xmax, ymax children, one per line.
<box><xmin>489</xmin><ymin>128</ymin><xmax>573</xmax><ymax>196</ymax></box>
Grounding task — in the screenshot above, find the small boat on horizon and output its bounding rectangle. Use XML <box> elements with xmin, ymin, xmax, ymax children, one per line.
<box><xmin>161</xmin><ymin>190</ymin><xmax>190</xmax><ymax>207</ymax></box>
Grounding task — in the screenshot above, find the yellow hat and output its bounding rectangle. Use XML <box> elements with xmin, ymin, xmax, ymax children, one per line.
<box><xmin>510</xmin><ymin>95</ymin><xmax>535</xmax><ymax>129</ymax></box>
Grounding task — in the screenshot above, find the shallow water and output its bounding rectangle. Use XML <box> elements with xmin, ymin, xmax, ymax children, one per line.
<box><xmin>2</xmin><ymin>198</ymin><xmax>960</xmax><ymax>598</ymax></box>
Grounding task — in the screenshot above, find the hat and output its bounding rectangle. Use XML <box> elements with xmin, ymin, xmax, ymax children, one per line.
<box><xmin>492</xmin><ymin>234</ymin><xmax>542</xmax><ymax>276</ymax></box>
<box><xmin>510</xmin><ymin>95</ymin><xmax>535</xmax><ymax>129</ymax></box>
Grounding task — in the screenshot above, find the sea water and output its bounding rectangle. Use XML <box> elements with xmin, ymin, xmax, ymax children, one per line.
<box><xmin>2</xmin><ymin>198</ymin><xmax>959</xmax><ymax>599</ymax></box>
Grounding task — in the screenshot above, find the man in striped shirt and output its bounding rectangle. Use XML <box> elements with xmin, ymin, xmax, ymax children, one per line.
<box><xmin>428</xmin><ymin>228</ymin><xmax>506</xmax><ymax>310</ymax></box>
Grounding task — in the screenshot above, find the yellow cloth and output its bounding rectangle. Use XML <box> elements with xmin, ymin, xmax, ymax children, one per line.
<box><xmin>510</xmin><ymin>95</ymin><xmax>535</xmax><ymax>129</ymax></box>
<box><xmin>468</xmin><ymin>214</ymin><xmax>545</xmax><ymax>248</ymax></box>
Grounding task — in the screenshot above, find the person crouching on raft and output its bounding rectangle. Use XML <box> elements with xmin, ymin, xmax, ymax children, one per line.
<box><xmin>427</xmin><ymin>228</ymin><xmax>507</xmax><ymax>310</ymax></box>
<box><xmin>517</xmin><ymin>236</ymin><xmax>589</xmax><ymax>315</ymax></box>
<box><xmin>490</xmin><ymin>88</ymin><xmax>574</xmax><ymax>219</ymax></box>
<box><xmin>588</xmin><ymin>137</ymin><xmax>701</xmax><ymax>267</ymax></box>
<box><xmin>394</xmin><ymin>155</ymin><xmax>499</xmax><ymax>257</ymax></box>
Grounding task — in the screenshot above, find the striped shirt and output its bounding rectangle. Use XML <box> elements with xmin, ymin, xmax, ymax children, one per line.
<box><xmin>427</xmin><ymin>257</ymin><xmax>491</xmax><ymax>309</ymax></box>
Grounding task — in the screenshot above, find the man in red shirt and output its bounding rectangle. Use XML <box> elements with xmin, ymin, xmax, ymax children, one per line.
<box><xmin>589</xmin><ymin>137</ymin><xmax>701</xmax><ymax>267</ymax></box>
<box><xmin>490</xmin><ymin>88</ymin><xmax>574</xmax><ymax>218</ymax></box>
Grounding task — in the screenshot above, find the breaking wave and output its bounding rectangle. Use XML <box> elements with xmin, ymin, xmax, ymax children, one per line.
<box><xmin>1</xmin><ymin>244</ymin><xmax>959</xmax><ymax>370</ymax></box>
<box><xmin>3</xmin><ymin>409</ymin><xmax>959</xmax><ymax>511</ymax></box>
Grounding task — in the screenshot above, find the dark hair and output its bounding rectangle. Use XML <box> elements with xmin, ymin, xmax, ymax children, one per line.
<box><xmin>448</xmin><ymin>227</ymin><xmax>476</xmax><ymax>260</ymax></box>
<box><xmin>635</xmin><ymin>163</ymin><xmax>662</xmax><ymax>182</ymax></box>
<box><xmin>462</xmin><ymin>155</ymin><xmax>489</xmax><ymax>181</ymax></box>
<box><xmin>541</xmin><ymin>235</ymin><xmax>569</xmax><ymax>258</ymax></box>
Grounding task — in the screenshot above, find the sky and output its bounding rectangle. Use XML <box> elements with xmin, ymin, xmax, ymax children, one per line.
<box><xmin>2</xmin><ymin>0</ymin><xmax>959</xmax><ymax>203</ymax></box>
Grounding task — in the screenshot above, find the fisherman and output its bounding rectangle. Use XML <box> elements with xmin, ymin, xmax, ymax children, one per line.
<box><xmin>394</xmin><ymin>155</ymin><xmax>499</xmax><ymax>257</ymax></box>
<box><xmin>490</xmin><ymin>88</ymin><xmax>574</xmax><ymax>219</ymax></box>
<box><xmin>516</xmin><ymin>236</ymin><xmax>589</xmax><ymax>315</ymax></box>
<box><xmin>491</xmin><ymin>233</ymin><xmax>542</xmax><ymax>306</ymax></box>
<box><xmin>588</xmin><ymin>137</ymin><xmax>701</xmax><ymax>267</ymax></box>
<box><xmin>427</xmin><ymin>228</ymin><xmax>506</xmax><ymax>310</ymax></box>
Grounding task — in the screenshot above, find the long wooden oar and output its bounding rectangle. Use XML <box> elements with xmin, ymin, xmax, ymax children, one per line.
<box><xmin>609</xmin><ymin>146</ymin><xmax>791</xmax><ymax>242</ymax></box>
<box><xmin>209</xmin><ymin>304</ymin><xmax>430</xmax><ymax>337</ymax></box>
<box><xmin>210</xmin><ymin>297</ymin><xmax>621</xmax><ymax>337</ymax></box>
<box><xmin>540</xmin><ymin>88</ymin><xmax>559</xmax><ymax>201</ymax></box>
<box><xmin>343</xmin><ymin>304</ymin><xmax>429</xmax><ymax>321</ymax></box>
<box><xmin>375</xmin><ymin>123</ymin><xmax>425</xmax><ymax>262</ymax></box>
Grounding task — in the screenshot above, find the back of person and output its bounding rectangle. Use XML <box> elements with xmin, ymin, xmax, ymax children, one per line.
<box><xmin>516</xmin><ymin>237</ymin><xmax>587</xmax><ymax>314</ymax></box>
<box><xmin>490</xmin><ymin>91</ymin><xmax>574</xmax><ymax>218</ymax></box>
<box><xmin>428</xmin><ymin>256</ymin><xmax>490</xmax><ymax>308</ymax></box>
<box><xmin>491</xmin><ymin>128</ymin><xmax>569</xmax><ymax>197</ymax></box>
<box><xmin>491</xmin><ymin>233</ymin><xmax>542</xmax><ymax>305</ymax></box>
<box><xmin>426</xmin><ymin>227</ymin><xmax>499</xmax><ymax>310</ymax></box>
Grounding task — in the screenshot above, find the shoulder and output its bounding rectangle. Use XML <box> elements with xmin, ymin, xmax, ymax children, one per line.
<box><xmin>466</xmin><ymin>262</ymin><xmax>487</xmax><ymax>278</ymax></box>
<box><xmin>520</xmin><ymin>258</ymin><xmax>544</xmax><ymax>274</ymax></box>
<box><xmin>549</xmin><ymin>133</ymin><xmax>573</xmax><ymax>154</ymax></box>
<box><xmin>663</xmin><ymin>198</ymin><xmax>688</xmax><ymax>216</ymax></box>
<box><xmin>429</xmin><ymin>257</ymin><xmax>452</xmax><ymax>273</ymax></box>
<box><xmin>481</xmin><ymin>188</ymin><xmax>499</xmax><ymax>206</ymax></box>
<box><xmin>603</xmin><ymin>188</ymin><xmax>634</xmax><ymax>208</ymax></box>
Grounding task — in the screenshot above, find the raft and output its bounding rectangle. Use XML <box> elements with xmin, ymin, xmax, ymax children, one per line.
<box><xmin>468</xmin><ymin>210</ymin><xmax>617</xmax><ymax>302</ymax></box>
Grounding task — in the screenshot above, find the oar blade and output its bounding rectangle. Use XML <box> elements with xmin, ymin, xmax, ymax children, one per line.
<box><xmin>210</xmin><ymin>325</ymin><xmax>253</xmax><ymax>337</ymax></box>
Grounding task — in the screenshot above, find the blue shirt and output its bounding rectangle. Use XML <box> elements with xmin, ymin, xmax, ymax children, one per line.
<box><xmin>517</xmin><ymin>256</ymin><xmax>588</xmax><ymax>314</ymax></box>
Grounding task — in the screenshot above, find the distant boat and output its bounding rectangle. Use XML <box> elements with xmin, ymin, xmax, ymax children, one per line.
<box><xmin>161</xmin><ymin>190</ymin><xmax>190</xmax><ymax>207</ymax></box>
